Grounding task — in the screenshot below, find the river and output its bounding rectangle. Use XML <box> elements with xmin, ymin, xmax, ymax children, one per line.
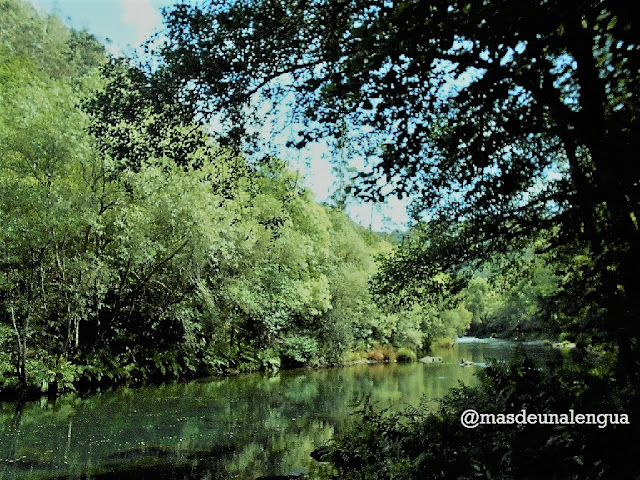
<box><xmin>0</xmin><ymin>338</ymin><xmax>560</xmax><ymax>480</ymax></box>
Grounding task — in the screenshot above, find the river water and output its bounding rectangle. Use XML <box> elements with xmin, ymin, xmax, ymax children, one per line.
<box><xmin>0</xmin><ymin>338</ymin><xmax>559</xmax><ymax>480</ymax></box>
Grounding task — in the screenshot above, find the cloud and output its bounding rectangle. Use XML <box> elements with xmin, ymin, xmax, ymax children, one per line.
<box><xmin>121</xmin><ymin>0</ymin><xmax>162</xmax><ymax>45</ymax></box>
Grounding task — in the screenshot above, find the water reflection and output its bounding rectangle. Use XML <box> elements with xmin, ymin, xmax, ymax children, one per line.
<box><xmin>0</xmin><ymin>338</ymin><xmax>559</xmax><ymax>479</ymax></box>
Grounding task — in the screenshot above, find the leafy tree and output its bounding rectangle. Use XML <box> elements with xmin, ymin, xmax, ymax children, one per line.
<box><xmin>155</xmin><ymin>0</ymin><xmax>640</xmax><ymax>375</ymax></box>
<box><xmin>84</xmin><ymin>58</ymin><xmax>210</xmax><ymax>172</ymax></box>
<box><xmin>460</xmin><ymin>248</ymin><xmax>559</xmax><ymax>338</ymax></box>
<box><xmin>0</xmin><ymin>0</ymin><xmax>105</xmax><ymax>79</ymax></box>
<box><xmin>0</xmin><ymin>46</ymin><xmax>93</xmax><ymax>388</ymax></box>
<box><xmin>3</xmin><ymin>0</ymin><xmax>444</xmax><ymax>395</ymax></box>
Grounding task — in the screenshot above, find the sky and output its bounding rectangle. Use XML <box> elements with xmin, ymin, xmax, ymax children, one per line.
<box><xmin>29</xmin><ymin>0</ymin><xmax>410</xmax><ymax>232</ymax></box>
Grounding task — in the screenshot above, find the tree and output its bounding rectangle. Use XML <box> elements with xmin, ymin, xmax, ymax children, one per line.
<box><xmin>0</xmin><ymin>43</ymin><xmax>95</xmax><ymax>388</ymax></box>
<box><xmin>3</xmin><ymin>0</ymin><xmax>438</xmax><ymax>394</ymax></box>
<box><xmin>155</xmin><ymin>0</ymin><xmax>640</xmax><ymax>375</ymax></box>
<box><xmin>0</xmin><ymin>0</ymin><xmax>105</xmax><ymax>79</ymax></box>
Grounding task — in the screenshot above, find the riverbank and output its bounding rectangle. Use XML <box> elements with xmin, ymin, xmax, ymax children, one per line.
<box><xmin>1</xmin><ymin>338</ymin><xmax>551</xmax><ymax>480</ymax></box>
<box><xmin>0</xmin><ymin>343</ymin><xmax>423</xmax><ymax>403</ymax></box>
<box><xmin>1</xmin><ymin>336</ymin><xmax>570</xmax><ymax>403</ymax></box>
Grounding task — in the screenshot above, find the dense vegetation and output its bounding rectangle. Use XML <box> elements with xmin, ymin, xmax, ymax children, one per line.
<box><xmin>3</xmin><ymin>0</ymin><xmax>639</xmax><ymax>477</ymax></box>
<box><xmin>0</xmin><ymin>0</ymin><xmax>474</xmax><ymax>397</ymax></box>
<box><xmin>375</xmin><ymin>229</ymin><xmax>560</xmax><ymax>341</ymax></box>
<box><xmin>149</xmin><ymin>0</ymin><xmax>640</xmax><ymax>478</ymax></box>
<box><xmin>322</xmin><ymin>353</ymin><xmax>637</xmax><ymax>479</ymax></box>
<box><xmin>156</xmin><ymin>0</ymin><xmax>639</xmax><ymax>361</ymax></box>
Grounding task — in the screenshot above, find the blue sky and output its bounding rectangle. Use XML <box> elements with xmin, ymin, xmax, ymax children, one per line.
<box><xmin>29</xmin><ymin>0</ymin><xmax>410</xmax><ymax>232</ymax></box>
<box><xmin>30</xmin><ymin>0</ymin><xmax>169</xmax><ymax>55</ymax></box>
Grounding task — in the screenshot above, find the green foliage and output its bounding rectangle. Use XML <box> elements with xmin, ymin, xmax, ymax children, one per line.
<box><xmin>0</xmin><ymin>0</ymin><xmax>105</xmax><ymax>79</ymax></box>
<box><xmin>127</xmin><ymin>1</ymin><xmax>640</xmax><ymax>476</ymax></box>
<box><xmin>461</xmin><ymin>251</ymin><xmax>560</xmax><ymax>339</ymax></box>
<box><xmin>2</xmin><ymin>1</ymin><xmax>461</xmax><ymax>395</ymax></box>
<box><xmin>256</xmin><ymin>347</ymin><xmax>281</xmax><ymax>373</ymax></box>
<box><xmin>395</xmin><ymin>348</ymin><xmax>417</xmax><ymax>363</ymax></box>
<box><xmin>0</xmin><ymin>0</ymin><xmax>566</xmax><ymax>402</ymax></box>
<box><xmin>281</xmin><ymin>335</ymin><xmax>320</xmax><ymax>367</ymax></box>
<box><xmin>84</xmin><ymin>57</ymin><xmax>209</xmax><ymax>172</ymax></box>
<box><xmin>156</xmin><ymin>0</ymin><xmax>640</xmax><ymax>382</ymax></box>
<box><xmin>28</xmin><ymin>358</ymin><xmax>83</xmax><ymax>394</ymax></box>
<box><xmin>324</xmin><ymin>402</ymin><xmax>412</xmax><ymax>479</ymax></box>
<box><xmin>324</xmin><ymin>356</ymin><xmax>640</xmax><ymax>479</ymax></box>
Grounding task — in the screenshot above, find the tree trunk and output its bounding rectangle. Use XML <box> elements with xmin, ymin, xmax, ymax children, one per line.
<box><xmin>566</xmin><ymin>19</ymin><xmax>640</xmax><ymax>378</ymax></box>
<box><xmin>10</xmin><ymin>306</ymin><xmax>27</xmax><ymax>388</ymax></box>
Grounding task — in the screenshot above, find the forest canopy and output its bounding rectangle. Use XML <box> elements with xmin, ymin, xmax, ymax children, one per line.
<box><xmin>148</xmin><ymin>1</ymin><xmax>640</xmax><ymax>476</ymax></box>
<box><xmin>2</xmin><ymin>0</ymin><xmax>639</xmax><ymax>477</ymax></box>
<box><xmin>0</xmin><ymin>0</ymin><xmax>475</xmax><ymax>396</ymax></box>
<box><xmin>155</xmin><ymin>0</ymin><xmax>640</xmax><ymax>375</ymax></box>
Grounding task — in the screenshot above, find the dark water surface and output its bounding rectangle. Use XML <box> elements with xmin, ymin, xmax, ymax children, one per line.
<box><xmin>0</xmin><ymin>338</ymin><xmax>559</xmax><ymax>480</ymax></box>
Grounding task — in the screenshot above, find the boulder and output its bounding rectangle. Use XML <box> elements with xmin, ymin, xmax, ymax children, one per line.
<box><xmin>551</xmin><ymin>341</ymin><xmax>577</xmax><ymax>349</ymax></box>
<box><xmin>419</xmin><ymin>356</ymin><xmax>442</xmax><ymax>363</ymax></box>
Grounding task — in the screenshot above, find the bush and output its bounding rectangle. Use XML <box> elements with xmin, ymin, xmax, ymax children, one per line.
<box><xmin>321</xmin><ymin>354</ymin><xmax>640</xmax><ymax>479</ymax></box>
<box><xmin>257</xmin><ymin>347</ymin><xmax>281</xmax><ymax>372</ymax></box>
<box><xmin>366</xmin><ymin>345</ymin><xmax>396</xmax><ymax>362</ymax></box>
<box><xmin>395</xmin><ymin>347</ymin><xmax>417</xmax><ymax>362</ymax></box>
<box><xmin>366</xmin><ymin>351</ymin><xmax>385</xmax><ymax>362</ymax></box>
<box><xmin>281</xmin><ymin>334</ymin><xmax>319</xmax><ymax>367</ymax></box>
<box><xmin>342</xmin><ymin>350</ymin><xmax>367</xmax><ymax>363</ymax></box>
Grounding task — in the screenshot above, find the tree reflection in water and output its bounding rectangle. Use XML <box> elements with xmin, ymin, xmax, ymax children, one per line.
<box><xmin>0</xmin><ymin>339</ymin><xmax>558</xmax><ymax>480</ymax></box>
